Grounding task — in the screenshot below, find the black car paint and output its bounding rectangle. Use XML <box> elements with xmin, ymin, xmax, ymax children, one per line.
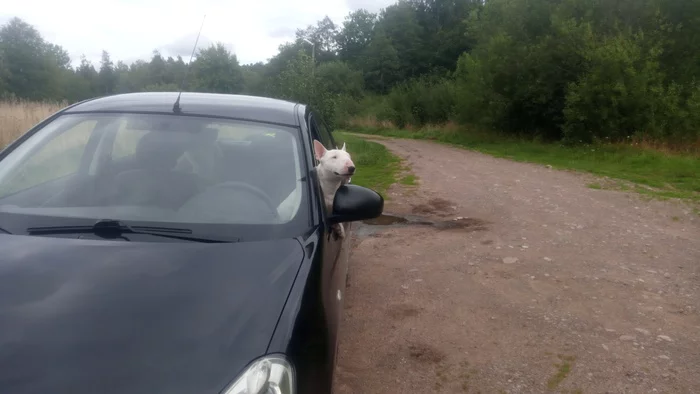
<box><xmin>64</xmin><ymin>92</ymin><xmax>303</xmax><ymax>127</ymax></box>
<box><xmin>0</xmin><ymin>234</ymin><xmax>304</xmax><ymax>394</ymax></box>
<box><xmin>265</xmin><ymin>104</ymin><xmax>350</xmax><ymax>393</ymax></box>
<box><xmin>0</xmin><ymin>93</ymin><xmax>373</xmax><ymax>394</ymax></box>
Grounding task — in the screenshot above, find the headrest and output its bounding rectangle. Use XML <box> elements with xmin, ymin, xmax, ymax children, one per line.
<box><xmin>134</xmin><ymin>131</ymin><xmax>193</xmax><ymax>170</ymax></box>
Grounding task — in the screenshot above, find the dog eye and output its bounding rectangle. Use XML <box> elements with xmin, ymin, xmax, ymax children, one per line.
<box><xmin>332</xmin><ymin>155</ymin><xmax>337</xmax><ymax>159</ymax></box>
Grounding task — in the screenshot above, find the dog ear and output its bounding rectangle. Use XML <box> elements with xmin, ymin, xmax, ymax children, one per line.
<box><xmin>313</xmin><ymin>140</ymin><xmax>327</xmax><ymax>160</ymax></box>
<box><xmin>340</xmin><ymin>142</ymin><xmax>346</xmax><ymax>151</ymax></box>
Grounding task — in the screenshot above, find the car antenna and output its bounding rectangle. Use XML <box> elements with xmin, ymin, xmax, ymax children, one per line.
<box><xmin>173</xmin><ymin>14</ymin><xmax>206</xmax><ymax>114</ymax></box>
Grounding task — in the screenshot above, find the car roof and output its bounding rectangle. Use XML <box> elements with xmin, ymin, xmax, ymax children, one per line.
<box><xmin>64</xmin><ymin>92</ymin><xmax>305</xmax><ymax>127</ymax></box>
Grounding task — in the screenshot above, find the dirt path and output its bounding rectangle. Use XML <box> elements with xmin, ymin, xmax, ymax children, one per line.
<box><xmin>332</xmin><ymin>137</ymin><xmax>700</xmax><ymax>394</ymax></box>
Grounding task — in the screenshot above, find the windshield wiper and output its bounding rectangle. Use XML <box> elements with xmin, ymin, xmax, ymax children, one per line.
<box><xmin>26</xmin><ymin>219</ymin><xmax>235</xmax><ymax>243</ymax></box>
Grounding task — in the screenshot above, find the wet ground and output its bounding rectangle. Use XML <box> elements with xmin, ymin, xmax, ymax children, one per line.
<box><xmin>357</xmin><ymin>213</ymin><xmax>489</xmax><ymax>237</ymax></box>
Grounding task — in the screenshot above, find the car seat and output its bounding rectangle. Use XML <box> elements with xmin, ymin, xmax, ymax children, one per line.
<box><xmin>108</xmin><ymin>130</ymin><xmax>202</xmax><ymax>210</ymax></box>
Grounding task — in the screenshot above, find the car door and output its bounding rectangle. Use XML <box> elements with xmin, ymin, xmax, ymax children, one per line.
<box><xmin>307</xmin><ymin>112</ymin><xmax>349</xmax><ymax>367</ymax></box>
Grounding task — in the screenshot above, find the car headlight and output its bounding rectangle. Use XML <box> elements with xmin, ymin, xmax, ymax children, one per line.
<box><xmin>222</xmin><ymin>355</ymin><xmax>294</xmax><ymax>394</ymax></box>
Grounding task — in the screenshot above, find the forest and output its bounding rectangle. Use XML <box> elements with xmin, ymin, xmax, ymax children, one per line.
<box><xmin>2</xmin><ymin>0</ymin><xmax>700</xmax><ymax>146</ymax></box>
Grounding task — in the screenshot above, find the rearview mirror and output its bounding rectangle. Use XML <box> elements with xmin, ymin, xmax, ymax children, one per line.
<box><xmin>328</xmin><ymin>184</ymin><xmax>384</xmax><ymax>224</ymax></box>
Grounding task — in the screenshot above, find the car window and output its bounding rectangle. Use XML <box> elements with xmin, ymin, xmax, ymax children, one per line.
<box><xmin>0</xmin><ymin>118</ymin><xmax>97</xmax><ymax>198</ymax></box>
<box><xmin>310</xmin><ymin>115</ymin><xmax>333</xmax><ymax>150</ymax></box>
<box><xmin>316</xmin><ymin>117</ymin><xmax>336</xmax><ymax>149</ymax></box>
<box><xmin>0</xmin><ymin>112</ymin><xmax>309</xmax><ymax>235</ymax></box>
<box><xmin>111</xmin><ymin>120</ymin><xmax>146</xmax><ymax>160</ymax></box>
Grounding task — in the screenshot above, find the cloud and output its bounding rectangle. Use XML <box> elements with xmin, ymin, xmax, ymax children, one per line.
<box><xmin>159</xmin><ymin>33</ymin><xmax>236</xmax><ymax>61</ymax></box>
<box><xmin>0</xmin><ymin>0</ymin><xmax>396</xmax><ymax>68</ymax></box>
<box><xmin>344</xmin><ymin>0</ymin><xmax>394</xmax><ymax>13</ymax></box>
<box><xmin>267</xmin><ymin>26</ymin><xmax>296</xmax><ymax>40</ymax></box>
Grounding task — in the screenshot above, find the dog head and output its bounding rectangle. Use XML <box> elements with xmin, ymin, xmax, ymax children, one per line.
<box><xmin>313</xmin><ymin>140</ymin><xmax>355</xmax><ymax>180</ymax></box>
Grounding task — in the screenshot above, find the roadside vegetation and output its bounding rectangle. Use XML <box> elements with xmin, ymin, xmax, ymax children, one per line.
<box><xmin>0</xmin><ymin>100</ymin><xmax>65</xmax><ymax>148</ymax></box>
<box><xmin>342</xmin><ymin>126</ymin><xmax>700</xmax><ymax>202</ymax></box>
<box><xmin>333</xmin><ymin>131</ymin><xmax>405</xmax><ymax>197</ymax></box>
<box><xmin>2</xmin><ymin>0</ymin><xmax>700</xmax><ymax>202</ymax></box>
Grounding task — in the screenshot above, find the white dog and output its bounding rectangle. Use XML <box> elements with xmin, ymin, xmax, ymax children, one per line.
<box><xmin>313</xmin><ymin>139</ymin><xmax>356</xmax><ymax>239</ymax></box>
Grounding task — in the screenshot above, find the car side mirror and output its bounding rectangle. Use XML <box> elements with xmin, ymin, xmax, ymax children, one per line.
<box><xmin>328</xmin><ymin>184</ymin><xmax>384</xmax><ymax>224</ymax></box>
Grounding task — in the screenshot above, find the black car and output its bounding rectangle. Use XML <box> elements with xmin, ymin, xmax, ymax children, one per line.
<box><xmin>0</xmin><ymin>92</ymin><xmax>383</xmax><ymax>394</ymax></box>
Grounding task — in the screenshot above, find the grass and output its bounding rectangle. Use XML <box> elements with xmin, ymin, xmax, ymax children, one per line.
<box><xmin>342</xmin><ymin>123</ymin><xmax>700</xmax><ymax>203</ymax></box>
<box><xmin>547</xmin><ymin>354</ymin><xmax>576</xmax><ymax>390</ymax></box>
<box><xmin>0</xmin><ymin>99</ymin><xmax>65</xmax><ymax>148</ymax></box>
<box><xmin>400</xmin><ymin>173</ymin><xmax>417</xmax><ymax>186</ymax></box>
<box><xmin>333</xmin><ymin>131</ymin><xmax>405</xmax><ymax>197</ymax></box>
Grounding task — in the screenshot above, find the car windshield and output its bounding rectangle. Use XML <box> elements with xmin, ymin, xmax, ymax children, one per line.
<box><xmin>0</xmin><ymin>112</ymin><xmax>310</xmax><ymax>240</ymax></box>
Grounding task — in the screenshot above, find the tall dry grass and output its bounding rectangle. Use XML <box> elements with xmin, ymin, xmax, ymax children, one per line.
<box><xmin>347</xmin><ymin>115</ymin><xmax>397</xmax><ymax>130</ymax></box>
<box><xmin>0</xmin><ymin>100</ymin><xmax>66</xmax><ymax>148</ymax></box>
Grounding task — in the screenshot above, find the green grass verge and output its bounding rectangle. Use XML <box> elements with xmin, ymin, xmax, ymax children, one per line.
<box><xmin>333</xmin><ymin>131</ymin><xmax>403</xmax><ymax>197</ymax></box>
<box><xmin>399</xmin><ymin>173</ymin><xmax>417</xmax><ymax>186</ymax></box>
<box><xmin>342</xmin><ymin>126</ymin><xmax>700</xmax><ymax>202</ymax></box>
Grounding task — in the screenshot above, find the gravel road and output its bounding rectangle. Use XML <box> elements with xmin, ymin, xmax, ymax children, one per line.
<box><xmin>332</xmin><ymin>136</ymin><xmax>700</xmax><ymax>394</ymax></box>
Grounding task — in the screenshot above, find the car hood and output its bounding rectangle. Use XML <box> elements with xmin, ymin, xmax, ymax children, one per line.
<box><xmin>0</xmin><ymin>234</ymin><xmax>305</xmax><ymax>394</ymax></box>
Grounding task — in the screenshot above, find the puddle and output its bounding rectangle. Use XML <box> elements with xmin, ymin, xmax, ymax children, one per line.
<box><xmin>411</xmin><ymin>198</ymin><xmax>456</xmax><ymax>216</ymax></box>
<box><xmin>433</xmin><ymin>217</ymin><xmax>489</xmax><ymax>231</ymax></box>
<box><xmin>362</xmin><ymin>214</ymin><xmax>410</xmax><ymax>226</ymax></box>
<box><xmin>356</xmin><ymin>213</ymin><xmax>488</xmax><ymax>238</ymax></box>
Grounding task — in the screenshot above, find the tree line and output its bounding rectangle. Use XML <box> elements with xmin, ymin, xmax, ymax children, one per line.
<box><xmin>2</xmin><ymin>0</ymin><xmax>700</xmax><ymax>144</ymax></box>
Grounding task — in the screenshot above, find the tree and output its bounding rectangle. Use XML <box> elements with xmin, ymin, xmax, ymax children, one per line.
<box><xmin>315</xmin><ymin>61</ymin><xmax>364</xmax><ymax>99</ymax></box>
<box><xmin>265</xmin><ymin>41</ymin><xmax>306</xmax><ymax>82</ymax></box>
<box><xmin>272</xmin><ymin>50</ymin><xmax>314</xmax><ymax>104</ymax></box>
<box><xmin>113</xmin><ymin>61</ymin><xmax>131</xmax><ymax>93</ymax></box>
<box><xmin>148</xmin><ymin>50</ymin><xmax>167</xmax><ymax>87</ymax></box>
<box><xmin>192</xmin><ymin>43</ymin><xmax>244</xmax><ymax>93</ymax></box>
<box><xmin>0</xmin><ymin>17</ymin><xmax>63</xmax><ymax>100</ymax></box>
<box><xmin>408</xmin><ymin>0</ymin><xmax>482</xmax><ymax>71</ymax></box>
<box><xmin>124</xmin><ymin>60</ymin><xmax>150</xmax><ymax>92</ymax></box>
<box><xmin>377</xmin><ymin>1</ymin><xmax>430</xmax><ymax>79</ymax></box>
<box><xmin>362</xmin><ymin>30</ymin><xmax>400</xmax><ymax>93</ymax></box>
<box><xmin>45</xmin><ymin>43</ymin><xmax>72</xmax><ymax>70</ymax></box>
<box><xmin>98</xmin><ymin>50</ymin><xmax>117</xmax><ymax>94</ymax></box>
<box><xmin>295</xmin><ymin>16</ymin><xmax>340</xmax><ymax>63</ymax></box>
<box><xmin>4</xmin><ymin>0</ymin><xmax>700</xmax><ymax>145</ymax></box>
<box><xmin>165</xmin><ymin>56</ymin><xmax>187</xmax><ymax>88</ymax></box>
<box><xmin>336</xmin><ymin>9</ymin><xmax>377</xmax><ymax>67</ymax></box>
<box><xmin>75</xmin><ymin>55</ymin><xmax>99</xmax><ymax>98</ymax></box>
<box><xmin>241</xmin><ymin>62</ymin><xmax>267</xmax><ymax>96</ymax></box>
<box><xmin>0</xmin><ymin>52</ymin><xmax>9</xmax><ymax>98</ymax></box>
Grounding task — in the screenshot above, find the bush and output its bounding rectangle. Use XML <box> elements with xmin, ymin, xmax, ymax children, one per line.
<box><xmin>562</xmin><ymin>32</ymin><xmax>700</xmax><ymax>144</ymax></box>
<box><xmin>451</xmin><ymin>0</ymin><xmax>700</xmax><ymax>145</ymax></box>
<box><xmin>384</xmin><ymin>74</ymin><xmax>456</xmax><ymax>128</ymax></box>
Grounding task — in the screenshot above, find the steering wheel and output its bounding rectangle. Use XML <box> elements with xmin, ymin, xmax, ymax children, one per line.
<box><xmin>206</xmin><ymin>181</ymin><xmax>280</xmax><ymax>218</ymax></box>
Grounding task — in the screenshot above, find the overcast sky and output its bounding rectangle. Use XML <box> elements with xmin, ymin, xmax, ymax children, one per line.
<box><xmin>2</xmin><ymin>0</ymin><xmax>394</xmax><ymax>68</ymax></box>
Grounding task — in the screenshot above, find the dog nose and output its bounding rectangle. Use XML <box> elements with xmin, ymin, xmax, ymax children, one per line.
<box><xmin>348</xmin><ymin>166</ymin><xmax>356</xmax><ymax>174</ymax></box>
